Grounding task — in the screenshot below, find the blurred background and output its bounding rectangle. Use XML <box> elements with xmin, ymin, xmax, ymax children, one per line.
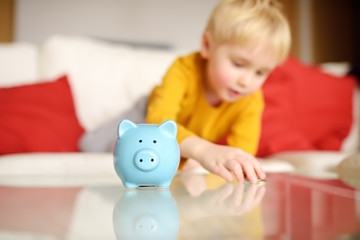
<box><xmin>0</xmin><ymin>0</ymin><xmax>359</xmax><ymax>65</ymax></box>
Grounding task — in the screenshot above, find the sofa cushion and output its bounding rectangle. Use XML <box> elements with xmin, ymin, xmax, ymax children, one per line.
<box><xmin>268</xmin><ymin>151</ymin><xmax>350</xmax><ymax>178</ymax></box>
<box><xmin>0</xmin><ymin>153</ymin><xmax>116</xmax><ymax>186</ymax></box>
<box><xmin>0</xmin><ymin>43</ymin><xmax>39</xmax><ymax>87</ymax></box>
<box><xmin>337</xmin><ymin>153</ymin><xmax>360</xmax><ymax>189</ymax></box>
<box><xmin>38</xmin><ymin>35</ymin><xmax>179</xmax><ymax>131</ymax></box>
<box><xmin>257</xmin><ymin>57</ymin><xmax>357</xmax><ymax>157</ymax></box>
<box><xmin>0</xmin><ymin>75</ymin><xmax>84</xmax><ymax>154</ymax></box>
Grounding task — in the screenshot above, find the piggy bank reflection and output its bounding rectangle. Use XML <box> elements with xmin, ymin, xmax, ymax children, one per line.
<box><xmin>114</xmin><ymin>120</ymin><xmax>180</xmax><ymax>188</ymax></box>
<box><xmin>113</xmin><ymin>189</ymin><xmax>180</xmax><ymax>240</ymax></box>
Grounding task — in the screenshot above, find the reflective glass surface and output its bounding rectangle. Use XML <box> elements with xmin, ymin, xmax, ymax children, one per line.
<box><xmin>0</xmin><ymin>171</ymin><xmax>359</xmax><ymax>239</ymax></box>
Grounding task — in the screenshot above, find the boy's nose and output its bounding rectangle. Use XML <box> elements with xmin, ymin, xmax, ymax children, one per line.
<box><xmin>237</xmin><ymin>73</ymin><xmax>252</xmax><ymax>88</ymax></box>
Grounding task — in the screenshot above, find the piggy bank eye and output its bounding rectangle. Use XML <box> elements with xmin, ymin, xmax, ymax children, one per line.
<box><xmin>139</xmin><ymin>140</ymin><xmax>143</xmax><ymax>143</ymax></box>
<box><xmin>153</xmin><ymin>140</ymin><xmax>157</xmax><ymax>144</ymax></box>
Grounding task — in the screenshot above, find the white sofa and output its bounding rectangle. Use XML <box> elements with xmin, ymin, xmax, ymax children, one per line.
<box><xmin>0</xmin><ymin>35</ymin><xmax>359</xmax><ymax>186</ymax></box>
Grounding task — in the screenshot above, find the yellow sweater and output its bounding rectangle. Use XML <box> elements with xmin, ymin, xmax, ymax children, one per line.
<box><xmin>146</xmin><ymin>52</ymin><xmax>264</xmax><ymax>156</ymax></box>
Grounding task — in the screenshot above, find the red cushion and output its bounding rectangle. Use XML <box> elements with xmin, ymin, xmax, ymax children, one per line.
<box><xmin>0</xmin><ymin>75</ymin><xmax>84</xmax><ymax>154</ymax></box>
<box><xmin>257</xmin><ymin>57</ymin><xmax>357</xmax><ymax>157</ymax></box>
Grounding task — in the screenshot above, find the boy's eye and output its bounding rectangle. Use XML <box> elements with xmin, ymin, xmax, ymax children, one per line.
<box><xmin>232</xmin><ymin>61</ymin><xmax>243</xmax><ymax>67</ymax></box>
<box><xmin>256</xmin><ymin>70</ymin><xmax>268</xmax><ymax>77</ymax></box>
<box><xmin>256</xmin><ymin>71</ymin><xmax>264</xmax><ymax>76</ymax></box>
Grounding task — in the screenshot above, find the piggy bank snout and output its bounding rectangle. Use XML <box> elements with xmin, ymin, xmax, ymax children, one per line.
<box><xmin>134</xmin><ymin>149</ymin><xmax>159</xmax><ymax>171</ymax></box>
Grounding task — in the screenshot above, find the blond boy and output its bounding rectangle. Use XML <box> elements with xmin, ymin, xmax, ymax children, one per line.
<box><xmin>146</xmin><ymin>0</ymin><xmax>291</xmax><ymax>183</ymax></box>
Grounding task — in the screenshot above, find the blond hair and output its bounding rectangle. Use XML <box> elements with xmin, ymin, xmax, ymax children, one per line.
<box><xmin>205</xmin><ymin>0</ymin><xmax>291</xmax><ymax>64</ymax></box>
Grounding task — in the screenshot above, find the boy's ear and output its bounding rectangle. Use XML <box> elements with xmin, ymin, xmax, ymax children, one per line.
<box><xmin>200</xmin><ymin>31</ymin><xmax>210</xmax><ymax>59</ymax></box>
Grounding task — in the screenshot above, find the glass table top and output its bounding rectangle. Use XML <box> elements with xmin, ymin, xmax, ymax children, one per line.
<box><xmin>0</xmin><ymin>170</ymin><xmax>359</xmax><ymax>240</ymax></box>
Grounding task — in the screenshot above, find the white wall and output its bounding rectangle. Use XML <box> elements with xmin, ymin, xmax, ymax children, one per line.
<box><xmin>15</xmin><ymin>0</ymin><xmax>219</xmax><ymax>51</ymax></box>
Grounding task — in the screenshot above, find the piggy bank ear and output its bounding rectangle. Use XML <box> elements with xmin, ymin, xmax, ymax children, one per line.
<box><xmin>118</xmin><ymin>119</ymin><xmax>137</xmax><ymax>137</ymax></box>
<box><xmin>158</xmin><ymin>120</ymin><xmax>177</xmax><ymax>138</ymax></box>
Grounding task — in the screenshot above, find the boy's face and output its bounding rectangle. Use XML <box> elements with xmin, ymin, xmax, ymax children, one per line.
<box><xmin>201</xmin><ymin>33</ymin><xmax>278</xmax><ymax>104</ymax></box>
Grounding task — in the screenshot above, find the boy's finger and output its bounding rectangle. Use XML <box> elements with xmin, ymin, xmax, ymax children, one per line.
<box><xmin>225</xmin><ymin>160</ymin><xmax>244</xmax><ymax>183</ymax></box>
<box><xmin>253</xmin><ymin>159</ymin><xmax>266</xmax><ymax>180</ymax></box>
<box><xmin>215</xmin><ymin>165</ymin><xmax>233</xmax><ymax>182</ymax></box>
<box><xmin>241</xmin><ymin>159</ymin><xmax>258</xmax><ymax>183</ymax></box>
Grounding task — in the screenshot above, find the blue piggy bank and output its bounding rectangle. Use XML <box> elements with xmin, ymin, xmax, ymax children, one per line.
<box><xmin>113</xmin><ymin>119</ymin><xmax>180</xmax><ymax>188</ymax></box>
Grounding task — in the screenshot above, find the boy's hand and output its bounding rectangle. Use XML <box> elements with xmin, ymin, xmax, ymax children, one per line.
<box><xmin>199</xmin><ymin>143</ymin><xmax>265</xmax><ymax>182</ymax></box>
<box><xmin>180</xmin><ymin>136</ymin><xmax>266</xmax><ymax>183</ymax></box>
